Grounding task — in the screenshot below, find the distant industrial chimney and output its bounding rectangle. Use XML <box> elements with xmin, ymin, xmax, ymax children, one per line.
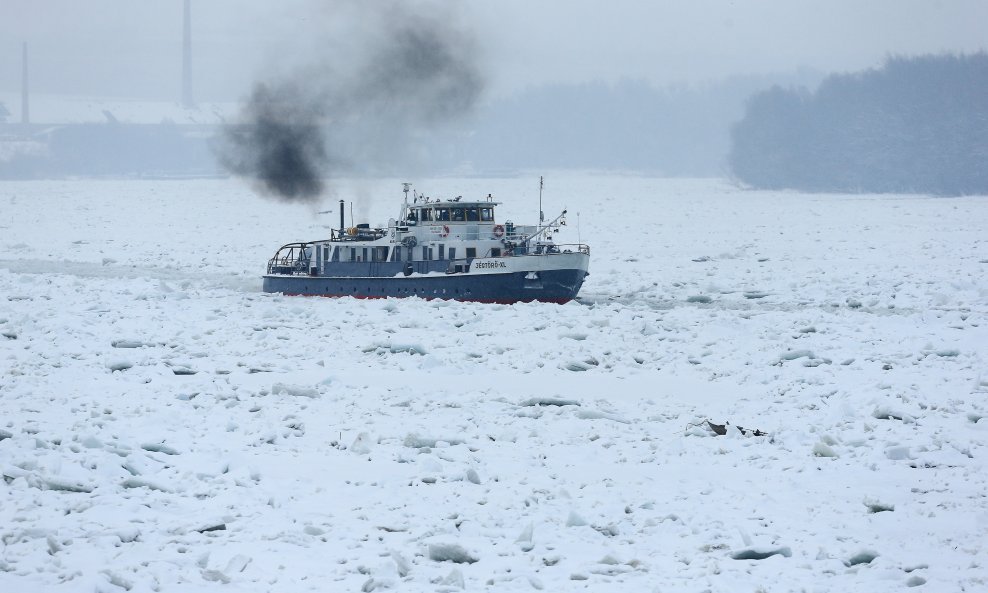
<box><xmin>182</xmin><ymin>0</ymin><xmax>194</xmax><ymax>108</ymax></box>
<box><xmin>21</xmin><ymin>42</ymin><xmax>29</xmax><ymax>124</ymax></box>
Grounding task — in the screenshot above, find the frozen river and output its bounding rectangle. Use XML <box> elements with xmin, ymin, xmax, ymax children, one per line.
<box><xmin>2</xmin><ymin>175</ymin><xmax>987</xmax><ymax>592</ymax></box>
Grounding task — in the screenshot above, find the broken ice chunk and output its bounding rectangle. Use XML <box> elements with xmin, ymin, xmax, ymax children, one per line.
<box><xmin>440</xmin><ymin>567</ymin><xmax>465</xmax><ymax>588</ymax></box>
<box><xmin>812</xmin><ymin>442</ymin><xmax>839</xmax><ymax>458</ymax></box>
<box><xmin>428</xmin><ymin>543</ymin><xmax>478</xmax><ymax>564</ymax></box>
<box><xmin>520</xmin><ymin>397</ymin><xmax>580</xmax><ymax>407</ymax></box>
<box><xmin>404</xmin><ymin>433</ymin><xmax>463</xmax><ymax>449</ymax></box>
<box><xmin>575</xmin><ymin>409</ymin><xmax>630</xmax><ymax>424</ymax></box>
<box><xmin>566</xmin><ymin>511</ymin><xmax>588</xmax><ymax>527</ymax></box>
<box><xmin>351</xmin><ymin>432</ymin><xmax>374</xmax><ymax>455</ymax></box>
<box><xmin>271</xmin><ymin>383</ymin><xmax>319</xmax><ymax>398</ymax></box>
<box><xmin>845</xmin><ymin>550</ymin><xmax>878</xmax><ymax>566</ymax></box>
<box><xmin>106</xmin><ymin>360</ymin><xmax>133</xmax><ymax>372</ymax></box>
<box><xmin>141</xmin><ymin>442</ymin><xmax>180</xmax><ymax>455</ymax></box>
<box><xmin>730</xmin><ymin>546</ymin><xmax>792</xmax><ymax>560</ymax></box>
<box><xmin>390</xmin><ymin>550</ymin><xmax>411</xmax><ymax>577</ymax></box>
<box><xmin>516</xmin><ymin>523</ymin><xmax>534</xmax><ymax>552</ymax></box>
<box><xmin>864</xmin><ymin>499</ymin><xmax>894</xmax><ymax>513</ymax></box>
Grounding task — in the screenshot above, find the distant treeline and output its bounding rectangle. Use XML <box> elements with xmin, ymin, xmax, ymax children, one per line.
<box><xmin>462</xmin><ymin>72</ymin><xmax>821</xmax><ymax>176</ymax></box>
<box><xmin>729</xmin><ymin>53</ymin><xmax>988</xmax><ymax>195</ymax></box>
<box><xmin>2</xmin><ymin>73</ymin><xmax>821</xmax><ymax>180</ymax></box>
<box><xmin>0</xmin><ymin>122</ymin><xmax>216</xmax><ymax>178</ymax></box>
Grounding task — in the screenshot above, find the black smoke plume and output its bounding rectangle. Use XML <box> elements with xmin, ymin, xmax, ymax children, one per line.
<box><xmin>218</xmin><ymin>83</ymin><xmax>328</xmax><ymax>201</ymax></box>
<box><xmin>216</xmin><ymin>1</ymin><xmax>484</xmax><ymax>203</ymax></box>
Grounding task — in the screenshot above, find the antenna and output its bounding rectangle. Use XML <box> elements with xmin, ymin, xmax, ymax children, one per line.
<box><xmin>539</xmin><ymin>176</ymin><xmax>544</xmax><ymax>223</ymax></box>
<box><xmin>537</xmin><ymin>175</ymin><xmax>545</xmax><ymax>240</ymax></box>
<box><xmin>401</xmin><ymin>182</ymin><xmax>412</xmax><ymax>220</ymax></box>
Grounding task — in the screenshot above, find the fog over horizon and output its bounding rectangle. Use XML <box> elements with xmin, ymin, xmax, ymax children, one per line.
<box><xmin>1</xmin><ymin>0</ymin><xmax>986</xmax><ymax>102</ymax></box>
<box><xmin>2</xmin><ymin>0</ymin><xmax>987</xmax><ymax>191</ymax></box>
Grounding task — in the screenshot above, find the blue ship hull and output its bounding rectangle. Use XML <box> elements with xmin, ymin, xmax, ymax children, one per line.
<box><xmin>262</xmin><ymin>268</ymin><xmax>588</xmax><ymax>304</ymax></box>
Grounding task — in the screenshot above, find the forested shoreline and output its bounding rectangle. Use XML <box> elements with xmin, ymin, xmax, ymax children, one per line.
<box><xmin>729</xmin><ymin>53</ymin><xmax>988</xmax><ymax>195</ymax></box>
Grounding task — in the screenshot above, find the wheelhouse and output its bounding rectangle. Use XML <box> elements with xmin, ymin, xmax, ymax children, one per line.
<box><xmin>405</xmin><ymin>203</ymin><xmax>496</xmax><ymax>224</ymax></box>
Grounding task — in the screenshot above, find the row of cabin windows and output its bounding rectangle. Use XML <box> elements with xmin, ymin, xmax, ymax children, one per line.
<box><xmin>320</xmin><ymin>245</ymin><xmax>497</xmax><ymax>263</ymax></box>
<box><xmin>409</xmin><ymin>207</ymin><xmax>494</xmax><ymax>223</ymax></box>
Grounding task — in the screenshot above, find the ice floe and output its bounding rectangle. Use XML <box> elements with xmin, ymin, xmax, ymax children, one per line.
<box><xmin>1</xmin><ymin>176</ymin><xmax>986</xmax><ymax>591</ymax></box>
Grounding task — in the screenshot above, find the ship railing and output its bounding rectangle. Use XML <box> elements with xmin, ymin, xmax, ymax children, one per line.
<box><xmin>504</xmin><ymin>227</ymin><xmax>536</xmax><ymax>242</ymax></box>
<box><xmin>442</xmin><ymin>243</ymin><xmax>590</xmax><ymax>274</ymax></box>
<box><xmin>266</xmin><ymin>242</ymin><xmax>314</xmax><ymax>276</ymax></box>
<box><xmin>500</xmin><ymin>243</ymin><xmax>590</xmax><ymax>257</ymax></box>
<box><xmin>330</xmin><ymin>227</ymin><xmax>388</xmax><ymax>242</ymax></box>
<box><xmin>557</xmin><ymin>243</ymin><xmax>591</xmax><ymax>256</ymax></box>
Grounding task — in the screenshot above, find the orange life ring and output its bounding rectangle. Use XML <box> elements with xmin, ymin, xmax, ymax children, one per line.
<box><xmin>440</xmin><ymin>224</ymin><xmax>450</xmax><ymax>238</ymax></box>
<box><xmin>493</xmin><ymin>224</ymin><xmax>505</xmax><ymax>238</ymax></box>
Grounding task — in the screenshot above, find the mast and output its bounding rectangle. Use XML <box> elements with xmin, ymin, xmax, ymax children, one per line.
<box><xmin>401</xmin><ymin>182</ymin><xmax>412</xmax><ymax>221</ymax></box>
<box><xmin>537</xmin><ymin>175</ymin><xmax>544</xmax><ymax>240</ymax></box>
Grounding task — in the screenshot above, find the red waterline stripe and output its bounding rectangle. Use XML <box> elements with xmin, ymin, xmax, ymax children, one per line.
<box><xmin>277</xmin><ymin>293</ymin><xmax>571</xmax><ymax>305</ymax></box>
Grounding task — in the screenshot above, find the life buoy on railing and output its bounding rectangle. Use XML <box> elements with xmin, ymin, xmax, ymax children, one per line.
<box><xmin>493</xmin><ymin>224</ymin><xmax>505</xmax><ymax>238</ymax></box>
<box><xmin>439</xmin><ymin>225</ymin><xmax>450</xmax><ymax>238</ymax></box>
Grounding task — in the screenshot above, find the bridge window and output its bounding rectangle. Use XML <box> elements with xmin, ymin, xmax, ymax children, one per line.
<box><xmin>420</xmin><ymin>208</ymin><xmax>433</xmax><ymax>222</ymax></box>
<box><xmin>480</xmin><ymin>207</ymin><xmax>494</xmax><ymax>222</ymax></box>
<box><xmin>436</xmin><ymin>208</ymin><xmax>450</xmax><ymax>221</ymax></box>
<box><xmin>466</xmin><ymin>207</ymin><xmax>479</xmax><ymax>221</ymax></box>
<box><xmin>451</xmin><ymin>208</ymin><xmax>465</xmax><ymax>222</ymax></box>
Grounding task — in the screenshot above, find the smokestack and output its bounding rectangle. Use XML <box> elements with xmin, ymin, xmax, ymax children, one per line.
<box><xmin>181</xmin><ymin>0</ymin><xmax>194</xmax><ymax>108</ymax></box>
<box><xmin>21</xmin><ymin>42</ymin><xmax>29</xmax><ymax>124</ymax></box>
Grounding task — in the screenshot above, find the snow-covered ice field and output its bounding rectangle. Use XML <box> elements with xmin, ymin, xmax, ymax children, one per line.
<box><xmin>2</xmin><ymin>175</ymin><xmax>987</xmax><ymax>592</ymax></box>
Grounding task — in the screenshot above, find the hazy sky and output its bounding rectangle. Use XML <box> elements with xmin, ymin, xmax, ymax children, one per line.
<box><xmin>2</xmin><ymin>0</ymin><xmax>986</xmax><ymax>102</ymax></box>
